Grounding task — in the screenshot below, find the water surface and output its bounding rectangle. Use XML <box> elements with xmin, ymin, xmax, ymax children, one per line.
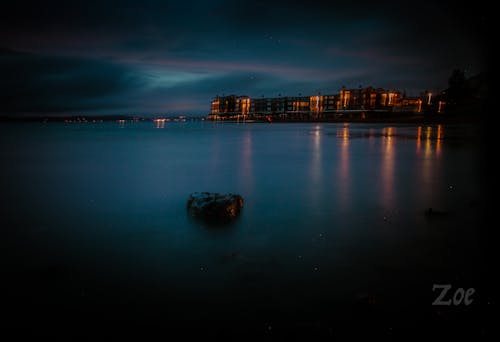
<box><xmin>0</xmin><ymin>122</ymin><xmax>487</xmax><ymax>338</ymax></box>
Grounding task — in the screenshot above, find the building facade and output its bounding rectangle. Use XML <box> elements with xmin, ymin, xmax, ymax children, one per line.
<box><xmin>208</xmin><ymin>86</ymin><xmax>443</xmax><ymax>120</ymax></box>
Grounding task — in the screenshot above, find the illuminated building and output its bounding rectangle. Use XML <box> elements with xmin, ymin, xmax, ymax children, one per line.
<box><xmin>209</xmin><ymin>95</ymin><xmax>251</xmax><ymax>119</ymax></box>
<box><xmin>208</xmin><ymin>86</ymin><xmax>443</xmax><ymax>120</ymax></box>
<box><xmin>210</xmin><ymin>97</ymin><xmax>220</xmax><ymax>114</ymax></box>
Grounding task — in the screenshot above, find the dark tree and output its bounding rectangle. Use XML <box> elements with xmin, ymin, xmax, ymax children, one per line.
<box><xmin>447</xmin><ymin>69</ymin><xmax>466</xmax><ymax>104</ymax></box>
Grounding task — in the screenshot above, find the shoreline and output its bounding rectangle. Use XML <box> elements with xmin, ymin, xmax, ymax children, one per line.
<box><xmin>209</xmin><ymin>115</ymin><xmax>484</xmax><ymax>125</ymax></box>
<box><xmin>0</xmin><ymin>115</ymin><xmax>484</xmax><ymax>125</ymax></box>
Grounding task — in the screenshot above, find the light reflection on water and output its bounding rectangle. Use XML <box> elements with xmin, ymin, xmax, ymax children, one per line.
<box><xmin>416</xmin><ymin>126</ymin><xmax>422</xmax><ymax>153</ymax></box>
<box><xmin>337</xmin><ymin>125</ymin><xmax>350</xmax><ymax>210</ymax></box>
<box><xmin>0</xmin><ymin>122</ymin><xmax>484</xmax><ymax>330</ymax></box>
<box><xmin>417</xmin><ymin>124</ymin><xmax>445</xmax><ymax>203</ymax></box>
<box><xmin>437</xmin><ymin>124</ymin><xmax>443</xmax><ymax>156</ymax></box>
<box><xmin>309</xmin><ymin>125</ymin><xmax>322</xmax><ymax>206</ymax></box>
<box><xmin>381</xmin><ymin>127</ymin><xmax>396</xmax><ymax>207</ymax></box>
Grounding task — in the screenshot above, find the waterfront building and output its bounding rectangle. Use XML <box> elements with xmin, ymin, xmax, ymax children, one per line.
<box><xmin>209</xmin><ymin>86</ymin><xmax>443</xmax><ymax>120</ymax></box>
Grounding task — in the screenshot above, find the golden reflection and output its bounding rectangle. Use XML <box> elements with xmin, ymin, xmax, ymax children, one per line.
<box><xmin>419</xmin><ymin>125</ymin><xmax>444</xmax><ymax>199</ymax></box>
<box><xmin>314</xmin><ymin>125</ymin><xmax>321</xmax><ymax>138</ymax></box>
<box><xmin>154</xmin><ymin>118</ymin><xmax>166</xmax><ymax>129</ymax></box>
<box><xmin>436</xmin><ymin>124</ymin><xmax>443</xmax><ymax>156</ymax></box>
<box><xmin>417</xmin><ymin>125</ymin><xmax>443</xmax><ymax>158</ymax></box>
<box><xmin>307</xmin><ymin>125</ymin><xmax>323</xmax><ymax>207</ymax></box>
<box><xmin>425</xmin><ymin>126</ymin><xmax>432</xmax><ymax>157</ymax></box>
<box><xmin>416</xmin><ymin>126</ymin><xmax>422</xmax><ymax>153</ymax></box>
<box><xmin>337</xmin><ymin>125</ymin><xmax>349</xmax><ymax>144</ymax></box>
<box><xmin>386</xmin><ymin>126</ymin><xmax>394</xmax><ymax>141</ymax></box>
<box><xmin>337</xmin><ymin>126</ymin><xmax>350</xmax><ymax>208</ymax></box>
<box><xmin>311</xmin><ymin>125</ymin><xmax>322</xmax><ymax>185</ymax></box>
<box><xmin>381</xmin><ymin>127</ymin><xmax>395</xmax><ymax>207</ymax></box>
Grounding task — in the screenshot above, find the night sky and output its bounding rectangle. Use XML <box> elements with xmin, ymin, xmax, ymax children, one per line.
<box><xmin>0</xmin><ymin>0</ymin><xmax>490</xmax><ymax>116</ymax></box>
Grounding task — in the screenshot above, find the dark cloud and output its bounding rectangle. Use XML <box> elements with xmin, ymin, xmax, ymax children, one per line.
<box><xmin>0</xmin><ymin>0</ymin><xmax>490</xmax><ymax>115</ymax></box>
<box><xmin>0</xmin><ymin>49</ymin><xmax>146</xmax><ymax>113</ymax></box>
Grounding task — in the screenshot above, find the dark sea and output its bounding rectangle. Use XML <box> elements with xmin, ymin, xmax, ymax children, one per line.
<box><xmin>0</xmin><ymin>122</ymin><xmax>490</xmax><ymax>340</ymax></box>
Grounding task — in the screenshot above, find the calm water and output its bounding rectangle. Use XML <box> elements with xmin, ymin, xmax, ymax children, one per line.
<box><xmin>0</xmin><ymin>122</ymin><xmax>488</xmax><ymax>338</ymax></box>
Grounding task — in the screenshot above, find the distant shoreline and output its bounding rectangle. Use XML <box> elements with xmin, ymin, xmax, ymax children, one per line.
<box><xmin>0</xmin><ymin>114</ymin><xmax>483</xmax><ymax>125</ymax></box>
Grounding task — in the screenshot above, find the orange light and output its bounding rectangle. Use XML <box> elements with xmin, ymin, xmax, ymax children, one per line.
<box><xmin>381</xmin><ymin>93</ymin><xmax>387</xmax><ymax>106</ymax></box>
<box><xmin>416</xmin><ymin>126</ymin><xmax>422</xmax><ymax>152</ymax></box>
<box><xmin>154</xmin><ymin>118</ymin><xmax>166</xmax><ymax>129</ymax></box>
<box><xmin>438</xmin><ymin>100</ymin><xmax>445</xmax><ymax>113</ymax></box>
<box><xmin>388</xmin><ymin>92</ymin><xmax>394</xmax><ymax>105</ymax></box>
<box><xmin>436</xmin><ymin>124</ymin><xmax>442</xmax><ymax>156</ymax></box>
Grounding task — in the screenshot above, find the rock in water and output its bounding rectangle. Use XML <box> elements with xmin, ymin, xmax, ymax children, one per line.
<box><xmin>187</xmin><ymin>192</ymin><xmax>244</xmax><ymax>222</ymax></box>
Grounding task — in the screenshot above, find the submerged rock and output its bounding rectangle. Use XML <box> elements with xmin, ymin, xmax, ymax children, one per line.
<box><xmin>187</xmin><ymin>192</ymin><xmax>244</xmax><ymax>222</ymax></box>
